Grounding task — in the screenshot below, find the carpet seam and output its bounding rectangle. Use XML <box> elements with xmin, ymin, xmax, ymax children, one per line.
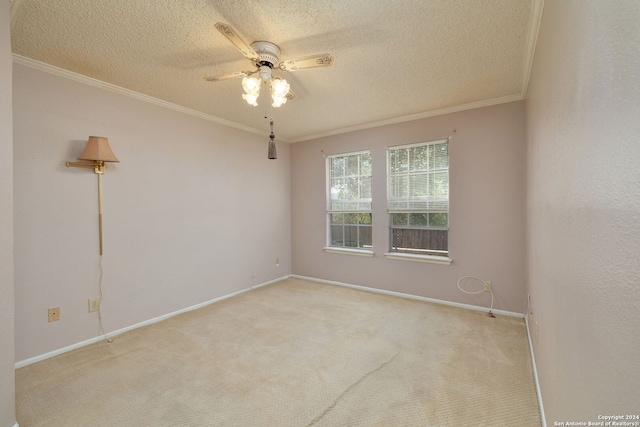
<box><xmin>305</xmin><ymin>353</ymin><xmax>399</xmax><ymax>426</ymax></box>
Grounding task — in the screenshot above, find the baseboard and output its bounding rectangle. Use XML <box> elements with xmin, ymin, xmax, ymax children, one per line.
<box><xmin>291</xmin><ymin>274</ymin><xmax>545</xmax><ymax>421</ymax></box>
<box><xmin>15</xmin><ymin>276</ymin><xmax>288</xmax><ymax>369</ymax></box>
<box><xmin>14</xmin><ymin>273</ymin><xmax>544</xmax><ymax>424</ymax></box>
<box><xmin>15</xmin><ymin>274</ymin><xmax>525</xmax><ymax>369</ymax></box>
<box><xmin>290</xmin><ymin>274</ymin><xmax>525</xmax><ymax>318</ymax></box>
<box><xmin>525</xmin><ymin>315</ymin><xmax>547</xmax><ymax>427</ymax></box>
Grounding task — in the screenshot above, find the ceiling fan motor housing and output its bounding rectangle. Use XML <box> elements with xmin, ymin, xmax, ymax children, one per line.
<box><xmin>251</xmin><ymin>41</ymin><xmax>281</xmax><ymax>69</ymax></box>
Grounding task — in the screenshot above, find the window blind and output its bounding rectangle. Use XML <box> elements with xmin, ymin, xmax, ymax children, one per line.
<box><xmin>328</xmin><ymin>151</ymin><xmax>372</xmax><ymax>212</ymax></box>
<box><xmin>388</xmin><ymin>139</ymin><xmax>448</xmax><ymax>213</ymax></box>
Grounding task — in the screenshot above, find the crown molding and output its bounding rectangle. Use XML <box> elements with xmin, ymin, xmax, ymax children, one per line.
<box><xmin>291</xmin><ymin>93</ymin><xmax>525</xmax><ymax>143</ymax></box>
<box><xmin>13</xmin><ymin>48</ymin><xmax>534</xmax><ymax>144</ymax></box>
<box><xmin>11</xmin><ymin>54</ymin><xmax>276</xmax><ymax>140</ymax></box>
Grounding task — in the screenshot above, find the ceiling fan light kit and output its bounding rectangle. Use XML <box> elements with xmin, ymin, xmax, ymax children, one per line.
<box><xmin>206</xmin><ymin>23</ymin><xmax>333</xmax><ymax>109</ymax></box>
<box><xmin>241</xmin><ymin>41</ymin><xmax>291</xmax><ymax>108</ymax></box>
<box><xmin>206</xmin><ymin>22</ymin><xmax>334</xmax><ymax>157</ymax></box>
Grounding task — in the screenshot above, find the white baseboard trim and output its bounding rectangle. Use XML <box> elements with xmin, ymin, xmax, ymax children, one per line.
<box><xmin>16</xmin><ymin>274</ymin><xmax>524</xmax><ymax>369</ymax></box>
<box><xmin>525</xmin><ymin>315</ymin><xmax>547</xmax><ymax>427</ymax></box>
<box><xmin>15</xmin><ymin>276</ymin><xmax>288</xmax><ymax>369</ymax></box>
<box><xmin>290</xmin><ymin>274</ymin><xmax>525</xmax><ymax>318</ymax></box>
<box><xmin>291</xmin><ymin>275</ymin><xmax>545</xmax><ymax>419</ymax></box>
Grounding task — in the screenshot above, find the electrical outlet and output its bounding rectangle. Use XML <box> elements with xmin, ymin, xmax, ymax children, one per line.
<box><xmin>535</xmin><ymin>321</ymin><xmax>540</xmax><ymax>343</ymax></box>
<box><xmin>48</xmin><ymin>307</ymin><xmax>60</xmax><ymax>322</ymax></box>
<box><xmin>483</xmin><ymin>281</ymin><xmax>492</xmax><ymax>291</ymax></box>
<box><xmin>88</xmin><ymin>297</ymin><xmax>101</xmax><ymax>313</ymax></box>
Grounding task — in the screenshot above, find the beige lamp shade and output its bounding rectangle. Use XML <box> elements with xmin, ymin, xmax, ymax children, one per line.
<box><xmin>77</xmin><ymin>136</ymin><xmax>119</xmax><ymax>162</ymax></box>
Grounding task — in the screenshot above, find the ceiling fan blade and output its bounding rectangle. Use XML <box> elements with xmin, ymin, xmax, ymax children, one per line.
<box><xmin>204</xmin><ymin>70</ymin><xmax>253</xmax><ymax>82</ymax></box>
<box><xmin>279</xmin><ymin>54</ymin><xmax>334</xmax><ymax>71</ymax></box>
<box><xmin>214</xmin><ymin>22</ymin><xmax>259</xmax><ymax>62</ymax></box>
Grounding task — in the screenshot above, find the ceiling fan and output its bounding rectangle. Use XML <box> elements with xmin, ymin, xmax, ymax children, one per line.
<box><xmin>204</xmin><ymin>22</ymin><xmax>334</xmax><ymax>108</ymax></box>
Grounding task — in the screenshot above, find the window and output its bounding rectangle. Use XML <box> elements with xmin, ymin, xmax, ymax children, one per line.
<box><xmin>326</xmin><ymin>151</ymin><xmax>372</xmax><ymax>250</ymax></box>
<box><xmin>387</xmin><ymin>139</ymin><xmax>449</xmax><ymax>258</ymax></box>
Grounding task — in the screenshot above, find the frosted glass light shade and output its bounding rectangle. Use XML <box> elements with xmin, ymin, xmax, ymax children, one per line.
<box><xmin>271</xmin><ymin>79</ymin><xmax>290</xmax><ymax>107</ymax></box>
<box><xmin>242</xmin><ymin>93</ymin><xmax>259</xmax><ymax>106</ymax></box>
<box><xmin>242</xmin><ymin>77</ymin><xmax>261</xmax><ymax>93</ymax></box>
<box><xmin>241</xmin><ymin>77</ymin><xmax>261</xmax><ymax>106</ymax></box>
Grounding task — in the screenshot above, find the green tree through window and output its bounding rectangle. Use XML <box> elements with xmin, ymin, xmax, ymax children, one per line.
<box><xmin>327</xmin><ymin>151</ymin><xmax>372</xmax><ymax>249</ymax></box>
<box><xmin>388</xmin><ymin>140</ymin><xmax>449</xmax><ymax>256</ymax></box>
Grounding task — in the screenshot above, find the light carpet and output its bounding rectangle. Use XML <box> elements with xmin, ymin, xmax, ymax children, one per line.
<box><xmin>16</xmin><ymin>277</ymin><xmax>541</xmax><ymax>426</ymax></box>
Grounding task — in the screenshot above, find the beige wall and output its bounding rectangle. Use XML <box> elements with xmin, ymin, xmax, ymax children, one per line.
<box><xmin>291</xmin><ymin>101</ymin><xmax>527</xmax><ymax>313</ymax></box>
<box><xmin>525</xmin><ymin>0</ymin><xmax>640</xmax><ymax>423</ymax></box>
<box><xmin>13</xmin><ymin>63</ymin><xmax>292</xmax><ymax>362</ymax></box>
<box><xmin>11</xmin><ymin>3</ymin><xmax>640</xmax><ymax>423</ymax></box>
<box><xmin>0</xmin><ymin>2</ymin><xmax>16</xmax><ymax>426</ymax></box>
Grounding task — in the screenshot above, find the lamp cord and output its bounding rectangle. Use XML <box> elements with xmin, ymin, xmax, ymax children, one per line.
<box><xmin>456</xmin><ymin>275</ymin><xmax>495</xmax><ymax>317</ymax></box>
<box><xmin>98</xmin><ymin>255</ymin><xmax>113</xmax><ymax>343</ymax></box>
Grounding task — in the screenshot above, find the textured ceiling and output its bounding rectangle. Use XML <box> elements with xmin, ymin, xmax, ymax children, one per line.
<box><xmin>10</xmin><ymin>0</ymin><xmax>542</xmax><ymax>142</ymax></box>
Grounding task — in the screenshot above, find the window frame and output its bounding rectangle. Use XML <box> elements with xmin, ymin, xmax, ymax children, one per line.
<box><xmin>324</xmin><ymin>150</ymin><xmax>374</xmax><ymax>256</ymax></box>
<box><xmin>385</xmin><ymin>139</ymin><xmax>452</xmax><ymax>264</ymax></box>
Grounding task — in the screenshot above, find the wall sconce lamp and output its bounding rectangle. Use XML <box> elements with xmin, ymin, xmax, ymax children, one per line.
<box><xmin>66</xmin><ymin>136</ymin><xmax>119</xmax><ymax>255</ymax></box>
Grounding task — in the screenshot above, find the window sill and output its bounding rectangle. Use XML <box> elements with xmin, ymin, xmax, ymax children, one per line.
<box><xmin>323</xmin><ymin>247</ymin><xmax>375</xmax><ymax>257</ymax></box>
<box><xmin>383</xmin><ymin>252</ymin><xmax>452</xmax><ymax>265</ymax></box>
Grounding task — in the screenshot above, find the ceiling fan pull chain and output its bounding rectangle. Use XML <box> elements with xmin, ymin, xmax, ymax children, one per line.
<box><xmin>264</xmin><ymin>97</ymin><xmax>269</xmax><ymax>119</ymax></box>
<box><xmin>268</xmin><ymin>118</ymin><xmax>277</xmax><ymax>160</ymax></box>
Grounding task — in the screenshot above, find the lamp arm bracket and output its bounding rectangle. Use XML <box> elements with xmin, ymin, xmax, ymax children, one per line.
<box><xmin>66</xmin><ymin>161</ymin><xmax>105</xmax><ymax>174</ymax></box>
